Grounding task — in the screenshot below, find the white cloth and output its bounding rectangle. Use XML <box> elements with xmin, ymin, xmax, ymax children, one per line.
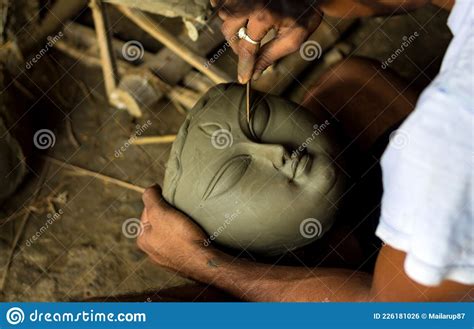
<box><xmin>376</xmin><ymin>0</ymin><xmax>474</xmax><ymax>286</ymax></box>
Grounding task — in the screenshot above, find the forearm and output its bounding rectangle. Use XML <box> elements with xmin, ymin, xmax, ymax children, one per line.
<box><xmin>182</xmin><ymin>247</ymin><xmax>372</xmax><ymax>302</ymax></box>
<box><xmin>140</xmin><ymin>188</ymin><xmax>471</xmax><ymax>302</ymax></box>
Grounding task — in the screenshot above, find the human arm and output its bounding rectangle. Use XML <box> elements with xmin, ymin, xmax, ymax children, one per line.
<box><xmin>137</xmin><ymin>185</ymin><xmax>471</xmax><ymax>302</ymax></box>
<box><xmin>214</xmin><ymin>0</ymin><xmax>452</xmax><ymax>83</ymax></box>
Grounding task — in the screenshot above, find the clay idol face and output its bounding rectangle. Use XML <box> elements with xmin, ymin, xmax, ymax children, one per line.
<box><xmin>163</xmin><ymin>84</ymin><xmax>347</xmax><ymax>256</ymax></box>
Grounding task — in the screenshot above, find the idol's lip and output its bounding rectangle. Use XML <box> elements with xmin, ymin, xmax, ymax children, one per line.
<box><xmin>293</xmin><ymin>153</ymin><xmax>312</xmax><ymax>178</ymax></box>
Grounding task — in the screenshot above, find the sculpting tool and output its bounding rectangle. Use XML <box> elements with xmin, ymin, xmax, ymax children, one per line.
<box><xmin>246</xmin><ymin>81</ymin><xmax>251</xmax><ymax>125</ymax></box>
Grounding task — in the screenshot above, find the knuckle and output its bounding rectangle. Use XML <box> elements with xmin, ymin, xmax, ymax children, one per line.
<box><xmin>286</xmin><ymin>39</ymin><xmax>303</xmax><ymax>52</ymax></box>
<box><xmin>220</xmin><ymin>22</ymin><xmax>233</xmax><ymax>38</ymax></box>
<box><xmin>255</xmin><ymin>10</ymin><xmax>268</xmax><ymax>22</ymax></box>
<box><xmin>218</xmin><ymin>10</ymin><xmax>229</xmax><ymax>21</ymax></box>
<box><xmin>142</xmin><ymin>187</ymin><xmax>168</xmax><ymax>215</ymax></box>
<box><xmin>256</xmin><ymin>53</ymin><xmax>273</xmax><ymax>68</ymax></box>
<box><xmin>142</xmin><ymin>187</ymin><xmax>154</xmax><ymax>202</ymax></box>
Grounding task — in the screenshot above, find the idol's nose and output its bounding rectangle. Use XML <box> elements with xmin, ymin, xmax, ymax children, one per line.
<box><xmin>239</xmin><ymin>142</ymin><xmax>291</xmax><ymax>168</ymax></box>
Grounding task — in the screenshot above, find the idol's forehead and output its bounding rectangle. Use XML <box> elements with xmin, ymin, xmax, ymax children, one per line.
<box><xmin>188</xmin><ymin>84</ymin><xmax>300</xmax><ymax>127</ymax></box>
<box><xmin>194</xmin><ymin>84</ymin><xmax>245</xmax><ymax>117</ymax></box>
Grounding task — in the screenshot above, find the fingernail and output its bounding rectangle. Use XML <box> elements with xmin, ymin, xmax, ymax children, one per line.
<box><xmin>238</xmin><ymin>75</ymin><xmax>244</xmax><ymax>84</ymax></box>
<box><xmin>252</xmin><ymin>71</ymin><xmax>262</xmax><ymax>81</ymax></box>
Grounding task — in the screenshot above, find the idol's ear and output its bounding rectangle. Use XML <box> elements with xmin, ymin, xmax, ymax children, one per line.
<box><xmin>202</xmin><ymin>155</ymin><xmax>251</xmax><ymax>201</ymax></box>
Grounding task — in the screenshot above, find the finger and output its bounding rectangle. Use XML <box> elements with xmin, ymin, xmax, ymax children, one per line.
<box><xmin>237</xmin><ymin>14</ymin><xmax>272</xmax><ymax>84</ymax></box>
<box><xmin>140</xmin><ymin>208</ymin><xmax>153</xmax><ymax>235</ymax></box>
<box><xmin>253</xmin><ymin>27</ymin><xmax>309</xmax><ymax>80</ymax></box>
<box><xmin>142</xmin><ymin>184</ymin><xmax>171</xmax><ymax>216</ymax></box>
<box><xmin>142</xmin><ymin>184</ymin><xmax>161</xmax><ymax>204</ymax></box>
<box><xmin>221</xmin><ymin>17</ymin><xmax>247</xmax><ymax>54</ymax></box>
<box><xmin>140</xmin><ymin>207</ymin><xmax>150</xmax><ymax>226</ymax></box>
<box><xmin>217</xmin><ymin>8</ymin><xmax>229</xmax><ymax>21</ymax></box>
<box><xmin>136</xmin><ymin>228</ymin><xmax>149</xmax><ymax>251</ymax></box>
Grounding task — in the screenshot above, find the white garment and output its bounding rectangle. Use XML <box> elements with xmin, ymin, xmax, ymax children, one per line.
<box><xmin>376</xmin><ymin>0</ymin><xmax>473</xmax><ymax>286</ymax></box>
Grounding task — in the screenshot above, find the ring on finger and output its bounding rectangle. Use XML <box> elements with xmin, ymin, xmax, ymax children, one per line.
<box><xmin>237</xmin><ymin>27</ymin><xmax>260</xmax><ymax>45</ymax></box>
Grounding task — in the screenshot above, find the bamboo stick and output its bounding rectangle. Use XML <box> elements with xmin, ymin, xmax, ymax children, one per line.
<box><xmin>44</xmin><ymin>156</ymin><xmax>145</xmax><ymax>194</ymax></box>
<box><xmin>54</xmin><ymin>40</ymin><xmax>200</xmax><ymax>110</ymax></box>
<box><xmin>90</xmin><ymin>0</ymin><xmax>119</xmax><ymax>100</ymax></box>
<box><xmin>132</xmin><ymin>135</ymin><xmax>176</xmax><ymax>145</ymax></box>
<box><xmin>115</xmin><ymin>5</ymin><xmax>231</xmax><ymax>84</ymax></box>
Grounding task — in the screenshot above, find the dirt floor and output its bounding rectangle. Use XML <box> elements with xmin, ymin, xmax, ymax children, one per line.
<box><xmin>0</xmin><ymin>5</ymin><xmax>452</xmax><ymax>301</ymax></box>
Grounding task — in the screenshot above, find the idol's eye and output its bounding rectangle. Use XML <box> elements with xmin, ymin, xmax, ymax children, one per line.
<box><xmin>202</xmin><ymin>155</ymin><xmax>251</xmax><ymax>200</ymax></box>
<box><xmin>198</xmin><ymin>122</ymin><xmax>227</xmax><ymax>137</ymax></box>
<box><xmin>249</xmin><ymin>98</ymin><xmax>270</xmax><ymax>141</ymax></box>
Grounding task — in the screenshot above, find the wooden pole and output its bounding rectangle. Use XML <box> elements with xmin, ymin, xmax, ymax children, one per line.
<box><xmin>54</xmin><ymin>39</ymin><xmax>200</xmax><ymax>110</ymax></box>
<box><xmin>115</xmin><ymin>5</ymin><xmax>231</xmax><ymax>84</ymax></box>
<box><xmin>132</xmin><ymin>135</ymin><xmax>176</xmax><ymax>145</ymax></box>
<box><xmin>90</xmin><ymin>0</ymin><xmax>119</xmax><ymax>100</ymax></box>
<box><xmin>44</xmin><ymin>156</ymin><xmax>146</xmax><ymax>194</ymax></box>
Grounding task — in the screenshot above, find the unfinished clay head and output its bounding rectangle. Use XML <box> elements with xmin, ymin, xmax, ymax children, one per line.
<box><xmin>163</xmin><ymin>84</ymin><xmax>348</xmax><ymax>256</ymax></box>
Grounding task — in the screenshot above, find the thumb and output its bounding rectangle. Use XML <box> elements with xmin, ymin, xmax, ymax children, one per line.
<box><xmin>142</xmin><ymin>184</ymin><xmax>171</xmax><ymax>214</ymax></box>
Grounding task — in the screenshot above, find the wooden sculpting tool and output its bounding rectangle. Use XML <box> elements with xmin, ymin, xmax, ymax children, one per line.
<box><xmin>246</xmin><ymin>81</ymin><xmax>251</xmax><ymax>125</ymax></box>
